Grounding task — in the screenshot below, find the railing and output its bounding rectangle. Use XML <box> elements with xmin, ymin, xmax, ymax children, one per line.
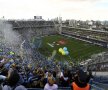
<box><xmin>92</xmin><ymin>81</ymin><xmax>108</xmax><ymax>90</ymax></box>
<box><xmin>27</xmin><ymin>87</ymin><xmax>71</xmax><ymax>90</ymax></box>
<box><xmin>27</xmin><ymin>85</ymin><xmax>105</xmax><ymax>90</ymax></box>
<box><xmin>91</xmin><ymin>84</ymin><xmax>104</xmax><ymax>90</ymax></box>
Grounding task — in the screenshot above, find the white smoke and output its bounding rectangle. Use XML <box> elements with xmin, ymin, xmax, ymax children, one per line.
<box><xmin>0</xmin><ymin>20</ymin><xmax>20</xmax><ymax>51</ymax></box>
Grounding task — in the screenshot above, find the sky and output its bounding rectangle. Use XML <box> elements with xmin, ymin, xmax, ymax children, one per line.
<box><xmin>0</xmin><ymin>0</ymin><xmax>108</xmax><ymax>20</ymax></box>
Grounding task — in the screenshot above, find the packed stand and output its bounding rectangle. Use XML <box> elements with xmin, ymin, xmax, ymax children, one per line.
<box><xmin>0</xmin><ymin>45</ymin><xmax>93</xmax><ymax>90</ymax></box>
<box><xmin>87</xmin><ymin>52</ymin><xmax>108</xmax><ymax>71</ymax></box>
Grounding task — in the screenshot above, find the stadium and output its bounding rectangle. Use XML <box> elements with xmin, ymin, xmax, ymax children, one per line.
<box><xmin>0</xmin><ymin>19</ymin><xmax>108</xmax><ymax>90</ymax></box>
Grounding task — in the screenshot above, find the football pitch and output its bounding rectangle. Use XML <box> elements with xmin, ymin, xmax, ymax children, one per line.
<box><xmin>39</xmin><ymin>35</ymin><xmax>107</xmax><ymax>63</ymax></box>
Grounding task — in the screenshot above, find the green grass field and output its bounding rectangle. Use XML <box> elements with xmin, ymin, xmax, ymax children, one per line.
<box><xmin>39</xmin><ymin>35</ymin><xmax>107</xmax><ymax>63</ymax></box>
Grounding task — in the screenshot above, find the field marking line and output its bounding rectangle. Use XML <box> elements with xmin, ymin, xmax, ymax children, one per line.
<box><xmin>47</xmin><ymin>43</ymin><xmax>54</xmax><ymax>47</ymax></box>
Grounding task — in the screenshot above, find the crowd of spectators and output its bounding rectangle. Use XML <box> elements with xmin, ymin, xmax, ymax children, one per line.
<box><xmin>0</xmin><ymin>45</ymin><xmax>92</xmax><ymax>90</ymax></box>
<box><xmin>87</xmin><ymin>52</ymin><xmax>108</xmax><ymax>71</ymax></box>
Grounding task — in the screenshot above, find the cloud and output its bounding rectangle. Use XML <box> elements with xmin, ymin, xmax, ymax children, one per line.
<box><xmin>0</xmin><ymin>0</ymin><xmax>107</xmax><ymax>20</ymax></box>
<box><xmin>59</xmin><ymin>0</ymin><xmax>101</xmax><ymax>2</ymax></box>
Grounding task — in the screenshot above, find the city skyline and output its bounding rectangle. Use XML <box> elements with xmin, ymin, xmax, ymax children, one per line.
<box><xmin>0</xmin><ymin>0</ymin><xmax>108</xmax><ymax>20</ymax></box>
